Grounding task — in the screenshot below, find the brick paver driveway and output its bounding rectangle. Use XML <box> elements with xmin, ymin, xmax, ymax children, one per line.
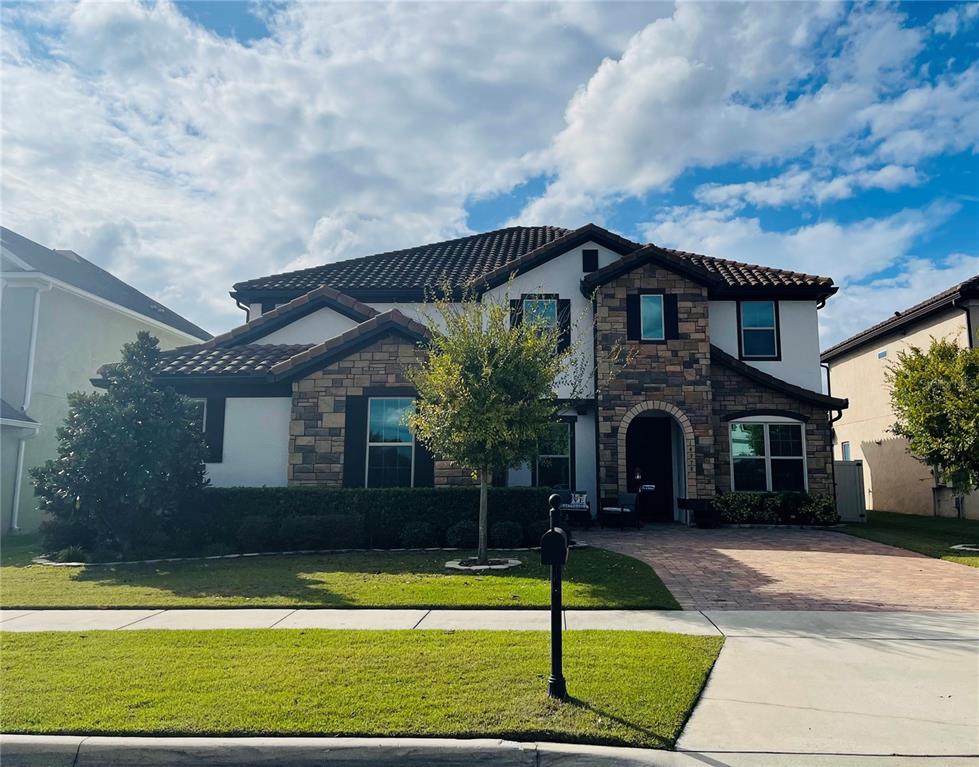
<box><xmin>584</xmin><ymin>526</ymin><xmax>979</xmax><ymax>611</ymax></box>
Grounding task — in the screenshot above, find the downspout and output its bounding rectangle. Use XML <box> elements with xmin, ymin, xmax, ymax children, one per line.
<box><xmin>9</xmin><ymin>429</ymin><xmax>38</xmax><ymax>531</ymax></box>
<box><xmin>822</xmin><ymin>361</ymin><xmax>843</xmax><ymax>512</ymax></box>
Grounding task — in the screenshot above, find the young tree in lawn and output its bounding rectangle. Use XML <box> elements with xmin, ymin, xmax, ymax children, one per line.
<box><xmin>406</xmin><ymin>285</ymin><xmax>608</xmax><ymax>565</ymax></box>
<box><xmin>31</xmin><ymin>332</ymin><xmax>208</xmax><ymax>558</ymax></box>
<box><xmin>887</xmin><ymin>338</ymin><xmax>979</xmax><ymax>495</ymax></box>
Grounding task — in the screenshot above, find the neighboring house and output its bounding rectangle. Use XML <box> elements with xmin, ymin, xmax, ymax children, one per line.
<box><xmin>1</xmin><ymin>227</ymin><xmax>211</xmax><ymax>532</ymax></box>
<box><xmin>110</xmin><ymin>224</ymin><xmax>845</xmax><ymax>522</ymax></box>
<box><xmin>822</xmin><ymin>275</ymin><xmax>979</xmax><ymax>519</ymax></box>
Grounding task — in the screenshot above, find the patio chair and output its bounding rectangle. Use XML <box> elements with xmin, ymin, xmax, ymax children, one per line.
<box><xmin>557</xmin><ymin>489</ymin><xmax>593</xmax><ymax>529</ymax></box>
<box><xmin>598</xmin><ymin>492</ymin><xmax>641</xmax><ymax>529</ymax></box>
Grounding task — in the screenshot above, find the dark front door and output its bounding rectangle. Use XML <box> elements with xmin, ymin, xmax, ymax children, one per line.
<box><xmin>626</xmin><ymin>417</ymin><xmax>675</xmax><ymax>522</ymax></box>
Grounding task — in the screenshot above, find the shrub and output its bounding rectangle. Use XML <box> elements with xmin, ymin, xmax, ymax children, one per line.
<box><xmin>713</xmin><ymin>491</ymin><xmax>840</xmax><ymax>525</ymax></box>
<box><xmin>525</xmin><ymin>518</ymin><xmax>552</xmax><ymax>547</ymax></box>
<box><xmin>237</xmin><ymin>515</ymin><xmax>279</xmax><ymax>553</ymax></box>
<box><xmin>445</xmin><ymin>520</ymin><xmax>479</xmax><ymax>548</ymax></box>
<box><xmin>31</xmin><ymin>333</ymin><xmax>207</xmax><ymax>558</ymax></box>
<box><xmin>54</xmin><ymin>545</ymin><xmax>87</xmax><ymax>563</ymax></box>
<box><xmin>278</xmin><ymin>515</ymin><xmax>329</xmax><ymax>550</ymax></box>
<box><xmin>399</xmin><ymin>521</ymin><xmax>441</xmax><ymax>548</ymax></box>
<box><xmin>490</xmin><ymin>520</ymin><xmax>524</xmax><ymax>548</ymax></box>
<box><xmin>40</xmin><ymin>519</ymin><xmax>96</xmax><ymax>556</ymax></box>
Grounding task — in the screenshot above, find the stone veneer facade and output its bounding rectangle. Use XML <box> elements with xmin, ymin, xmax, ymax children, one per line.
<box><xmin>711</xmin><ymin>363</ymin><xmax>835</xmax><ymax>496</ymax></box>
<box><xmin>595</xmin><ymin>264</ymin><xmax>715</xmax><ymax>502</ymax></box>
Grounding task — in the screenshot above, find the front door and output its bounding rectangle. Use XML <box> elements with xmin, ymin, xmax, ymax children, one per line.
<box><xmin>625</xmin><ymin>417</ymin><xmax>675</xmax><ymax>522</ymax></box>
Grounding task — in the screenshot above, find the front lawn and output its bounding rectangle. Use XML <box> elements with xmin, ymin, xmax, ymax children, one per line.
<box><xmin>0</xmin><ymin>536</ymin><xmax>678</xmax><ymax>609</ymax></box>
<box><xmin>0</xmin><ymin>629</ymin><xmax>720</xmax><ymax>748</ymax></box>
<box><xmin>842</xmin><ymin>511</ymin><xmax>979</xmax><ymax>568</ymax></box>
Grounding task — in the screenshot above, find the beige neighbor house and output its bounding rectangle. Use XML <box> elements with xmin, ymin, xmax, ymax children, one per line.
<box><xmin>1</xmin><ymin>227</ymin><xmax>210</xmax><ymax>533</ymax></box>
<box><xmin>102</xmin><ymin>224</ymin><xmax>847</xmax><ymax>522</ymax></box>
<box><xmin>821</xmin><ymin>275</ymin><xmax>979</xmax><ymax>519</ymax></box>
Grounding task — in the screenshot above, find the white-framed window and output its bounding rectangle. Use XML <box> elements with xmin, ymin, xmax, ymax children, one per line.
<box><xmin>640</xmin><ymin>294</ymin><xmax>665</xmax><ymax>341</ymax></box>
<box><xmin>841</xmin><ymin>441</ymin><xmax>851</xmax><ymax>461</ymax></box>
<box><xmin>522</xmin><ymin>297</ymin><xmax>558</xmax><ymax>328</ymax></box>
<box><xmin>189</xmin><ymin>398</ymin><xmax>207</xmax><ymax>432</ymax></box>
<box><xmin>366</xmin><ymin>397</ymin><xmax>415</xmax><ymax>488</ymax></box>
<box><xmin>730</xmin><ymin>419</ymin><xmax>806</xmax><ymax>492</ymax></box>
<box><xmin>877</xmin><ymin>349</ymin><xmax>887</xmax><ymax>359</ymax></box>
<box><xmin>740</xmin><ymin>301</ymin><xmax>778</xmax><ymax>358</ymax></box>
<box><xmin>536</xmin><ymin>421</ymin><xmax>571</xmax><ymax>489</ymax></box>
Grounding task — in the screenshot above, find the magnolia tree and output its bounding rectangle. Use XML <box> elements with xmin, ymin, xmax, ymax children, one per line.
<box><xmin>887</xmin><ymin>338</ymin><xmax>979</xmax><ymax>495</ymax></box>
<box><xmin>406</xmin><ymin>285</ymin><xmax>624</xmax><ymax>565</ymax></box>
<box><xmin>32</xmin><ymin>332</ymin><xmax>208</xmax><ymax>558</ymax></box>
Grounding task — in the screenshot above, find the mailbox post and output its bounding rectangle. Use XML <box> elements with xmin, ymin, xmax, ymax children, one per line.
<box><xmin>541</xmin><ymin>493</ymin><xmax>570</xmax><ymax>700</ymax></box>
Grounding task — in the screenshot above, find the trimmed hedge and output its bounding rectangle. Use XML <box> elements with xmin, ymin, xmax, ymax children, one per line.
<box><xmin>166</xmin><ymin>486</ymin><xmax>553</xmax><ymax>554</ymax></box>
<box><xmin>712</xmin><ymin>491</ymin><xmax>839</xmax><ymax>526</ymax></box>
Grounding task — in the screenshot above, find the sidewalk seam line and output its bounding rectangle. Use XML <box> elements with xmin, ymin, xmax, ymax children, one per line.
<box><xmin>71</xmin><ymin>735</ymin><xmax>88</xmax><ymax>767</ymax></box>
<box><xmin>412</xmin><ymin>609</ymin><xmax>431</xmax><ymax>629</ymax></box>
<box><xmin>268</xmin><ymin>609</ymin><xmax>297</xmax><ymax>629</ymax></box>
<box><xmin>0</xmin><ymin>610</ymin><xmax>37</xmax><ymax>624</ymax></box>
<box><xmin>114</xmin><ymin>609</ymin><xmax>165</xmax><ymax>631</ymax></box>
<box><xmin>700</xmin><ymin>610</ymin><xmax>726</xmax><ymax>636</ymax></box>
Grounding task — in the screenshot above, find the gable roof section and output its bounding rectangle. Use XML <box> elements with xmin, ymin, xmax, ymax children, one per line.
<box><xmin>128</xmin><ymin>310</ymin><xmax>428</xmax><ymax>389</ymax></box>
<box><xmin>582</xmin><ymin>243</ymin><xmax>837</xmax><ymax>300</ymax></box>
<box><xmin>821</xmin><ymin>274</ymin><xmax>979</xmax><ymax>363</ymax></box>
<box><xmin>711</xmin><ymin>345</ymin><xmax>847</xmax><ymax>411</ymax></box>
<box><xmin>232</xmin><ymin>225</ymin><xmax>580</xmax><ymax>302</ymax></box>
<box><xmin>1</xmin><ymin>227</ymin><xmax>210</xmax><ymax>340</ymax></box>
<box><xmin>1</xmin><ymin>398</ymin><xmax>39</xmax><ymax>427</ymax></box>
<box><xmin>204</xmin><ymin>284</ymin><xmax>379</xmax><ymax>349</ymax></box>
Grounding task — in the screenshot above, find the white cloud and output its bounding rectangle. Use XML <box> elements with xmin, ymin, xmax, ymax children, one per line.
<box><xmin>931</xmin><ymin>3</ymin><xmax>979</xmax><ymax>37</ymax></box>
<box><xmin>0</xmin><ymin>1</ymin><xmax>669</xmax><ymax>331</ymax></box>
<box><xmin>515</xmin><ymin>3</ymin><xmax>976</xmax><ymax>224</ymax></box>
<box><xmin>820</xmin><ymin>253</ymin><xmax>979</xmax><ymax>346</ymax></box>
<box><xmin>694</xmin><ymin>165</ymin><xmax>922</xmax><ymax>209</ymax></box>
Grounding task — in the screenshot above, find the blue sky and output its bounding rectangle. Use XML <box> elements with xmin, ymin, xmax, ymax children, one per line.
<box><xmin>1</xmin><ymin>1</ymin><xmax>977</xmax><ymax>345</ymax></box>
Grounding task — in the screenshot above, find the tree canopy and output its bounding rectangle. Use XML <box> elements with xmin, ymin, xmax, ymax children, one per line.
<box><xmin>888</xmin><ymin>337</ymin><xmax>979</xmax><ymax>495</ymax></box>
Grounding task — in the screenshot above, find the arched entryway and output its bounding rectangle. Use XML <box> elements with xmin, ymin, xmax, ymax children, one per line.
<box><xmin>618</xmin><ymin>402</ymin><xmax>696</xmax><ymax>522</ymax></box>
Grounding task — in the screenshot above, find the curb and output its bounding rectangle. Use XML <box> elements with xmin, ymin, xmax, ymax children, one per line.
<box><xmin>1</xmin><ymin>735</ymin><xmax>969</xmax><ymax>766</ymax></box>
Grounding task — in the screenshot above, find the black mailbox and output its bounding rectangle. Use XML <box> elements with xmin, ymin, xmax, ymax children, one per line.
<box><xmin>540</xmin><ymin>527</ymin><xmax>569</xmax><ymax>566</ymax></box>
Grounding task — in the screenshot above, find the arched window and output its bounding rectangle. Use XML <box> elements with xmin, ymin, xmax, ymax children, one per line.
<box><xmin>729</xmin><ymin>416</ymin><xmax>806</xmax><ymax>492</ymax></box>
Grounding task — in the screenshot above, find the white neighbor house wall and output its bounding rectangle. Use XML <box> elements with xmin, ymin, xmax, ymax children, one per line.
<box><xmin>206</xmin><ymin>398</ymin><xmax>292</xmax><ymax>487</ymax></box>
<box><xmin>709</xmin><ymin>300</ymin><xmax>822</xmax><ymax>391</ymax></box>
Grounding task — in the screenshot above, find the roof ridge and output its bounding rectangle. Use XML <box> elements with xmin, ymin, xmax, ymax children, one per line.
<box><xmin>232</xmin><ymin>225</ymin><xmax>573</xmax><ymax>291</ymax></box>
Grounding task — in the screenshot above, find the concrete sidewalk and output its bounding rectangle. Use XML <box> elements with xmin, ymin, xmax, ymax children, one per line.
<box><xmin>3</xmin><ymin>735</ymin><xmax>975</xmax><ymax>767</ymax></box>
<box><xmin>0</xmin><ymin>607</ymin><xmax>720</xmax><ymax>634</ymax></box>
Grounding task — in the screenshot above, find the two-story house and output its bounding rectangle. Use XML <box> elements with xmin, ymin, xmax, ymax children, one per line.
<box><xmin>133</xmin><ymin>224</ymin><xmax>846</xmax><ymax>521</ymax></box>
<box><xmin>822</xmin><ymin>275</ymin><xmax>979</xmax><ymax>519</ymax></box>
<box><xmin>1</xmin><ymin>227</ymin><xmax>211</xmax><ymax>532</ymax></box>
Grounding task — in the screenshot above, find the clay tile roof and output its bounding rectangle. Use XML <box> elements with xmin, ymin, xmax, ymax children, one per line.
<box><xmin>203</xmin><ymin>284</ymin><xmax>379</xmax><ymax>349</ymax></box>
<box><xmin>821</xmin><ymin>274</ymin><xmax>979</xmax><ymax>362</ymax></box>
<box><xmin>233</xmin><ymin>226</ymin><xmax>574</xmax><ymax>295</ymax></box>
<box><xmin>155</xmin><ymin>343</ymin><xmax>313</xmax><ymax>378</ymax></box>
<box><xmin>662</xmin><ymin>248</ymin><xmax>835</xmax><ymax>290</ymax></box>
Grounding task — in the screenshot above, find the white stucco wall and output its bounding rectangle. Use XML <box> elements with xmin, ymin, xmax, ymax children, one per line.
<box><xmin>206</xmin><ymin>397</ymin><xmax>292</xmax><ymax>487</ymax></box>
<box><xmin>709</xmin><ymin>299</ymin><xmax>822</xmax><ymax>391</ymax></box>
<box><xmin>253</xmin><ymin>306</ymin><xmax>360</xmax><ymax>344</ymax></box>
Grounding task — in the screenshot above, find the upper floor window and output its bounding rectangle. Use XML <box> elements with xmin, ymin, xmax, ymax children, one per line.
<box><xmin>730</xmin><ymin>421</ymin><xmax>806</xmax><ymax>492</ymax></box>
<box><xmin>522</xmin><ymin>297</ymin><xmax>558</xmax><ymax>328</ymax></box>
<box><xmin>640</xmin><ymin>294</ymin><xmax>665</xmax><ymax>341</ymax></box>
<box><xmin>536</xmin><ymin>421</ymin><xmax>572</xmax><ymax>489</ymax></box>
<box><xmin>582</xmin><ymin>249</ymin><xmax>598</xmax><ymax>272</ymax></box>
<box><xmin>366</xmin><ymin>397</ymin><xmax>414</xmax><ymax>487</ymax></box>
<box><xmin>877</xmin><ymin>349</ymin><xmax>887</xmax><ymax>359</ymax></box>
<box><xmin>841</xmin><ymin>441</ymin><xmax>851</xmax><ymax>461</ymax></box>
<box><xmin>739</xmin><ymin>301</ymin><xmax>779</xmax><ymax>359</ymax></box>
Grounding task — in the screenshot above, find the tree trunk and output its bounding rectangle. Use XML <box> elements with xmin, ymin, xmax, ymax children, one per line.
<box><xmin>477</xmin><ymin>467</ymin><xmax>489</xmax><ymax>565</ymax></box>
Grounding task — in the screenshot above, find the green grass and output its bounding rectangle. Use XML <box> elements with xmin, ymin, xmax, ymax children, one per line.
<box><xmin>0</xmin><ymin>535</ymin><xmax>678</xmax><ymax>609</ymax></box>
<box><xmin>0</xmin><ymin>629</ymin><xmax>720</xmax><ymax>748</ymax></box>
<box><xmin>842</xmin><ymin>511</ymin><xmax>979</xmax><ymax>568</ymax></box>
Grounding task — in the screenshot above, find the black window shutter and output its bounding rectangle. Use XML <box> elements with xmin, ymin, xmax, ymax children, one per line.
<box><xmin>664</xmin><ymin>294</ymin><xmax>680</xmax><ymax>339</ymax></box>
<box><xmin>413</xmin><ymin>441</ymin><xmax>435</xmax><ymax>487</ymax></box>
<box><xmin>509</xmin><ymin>299</ymin><xmax>522</xmax><ymax>327</ymax></box>
<box><xmin>626</xmin><ymin>294</ymin><xmax>640</xmax><ymax>340</ymax></box>
<box><xmin>582</xmin><ymin>249</ymin><xmax>598</xmax><ymax>272</ymax></box>
<box><xmin>204</xmin><ymin>397</ymin><xmax>226</xmax><ymax>463</ymax></box>
<box><xmin>557</xmin><ymin>298</ymin><xmax>572</xmax><ymax>352</ymax></box>
<box><xmin>343</xmin><ymin>395</ymin><xmax>368</xmax><ymax>487</ymax></box>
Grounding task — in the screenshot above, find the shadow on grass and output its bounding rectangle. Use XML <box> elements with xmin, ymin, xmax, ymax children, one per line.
<box><xmin>565</xmin><ymin>696</ymin><xmax>673</xmax><ymax>747</ymax></box>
